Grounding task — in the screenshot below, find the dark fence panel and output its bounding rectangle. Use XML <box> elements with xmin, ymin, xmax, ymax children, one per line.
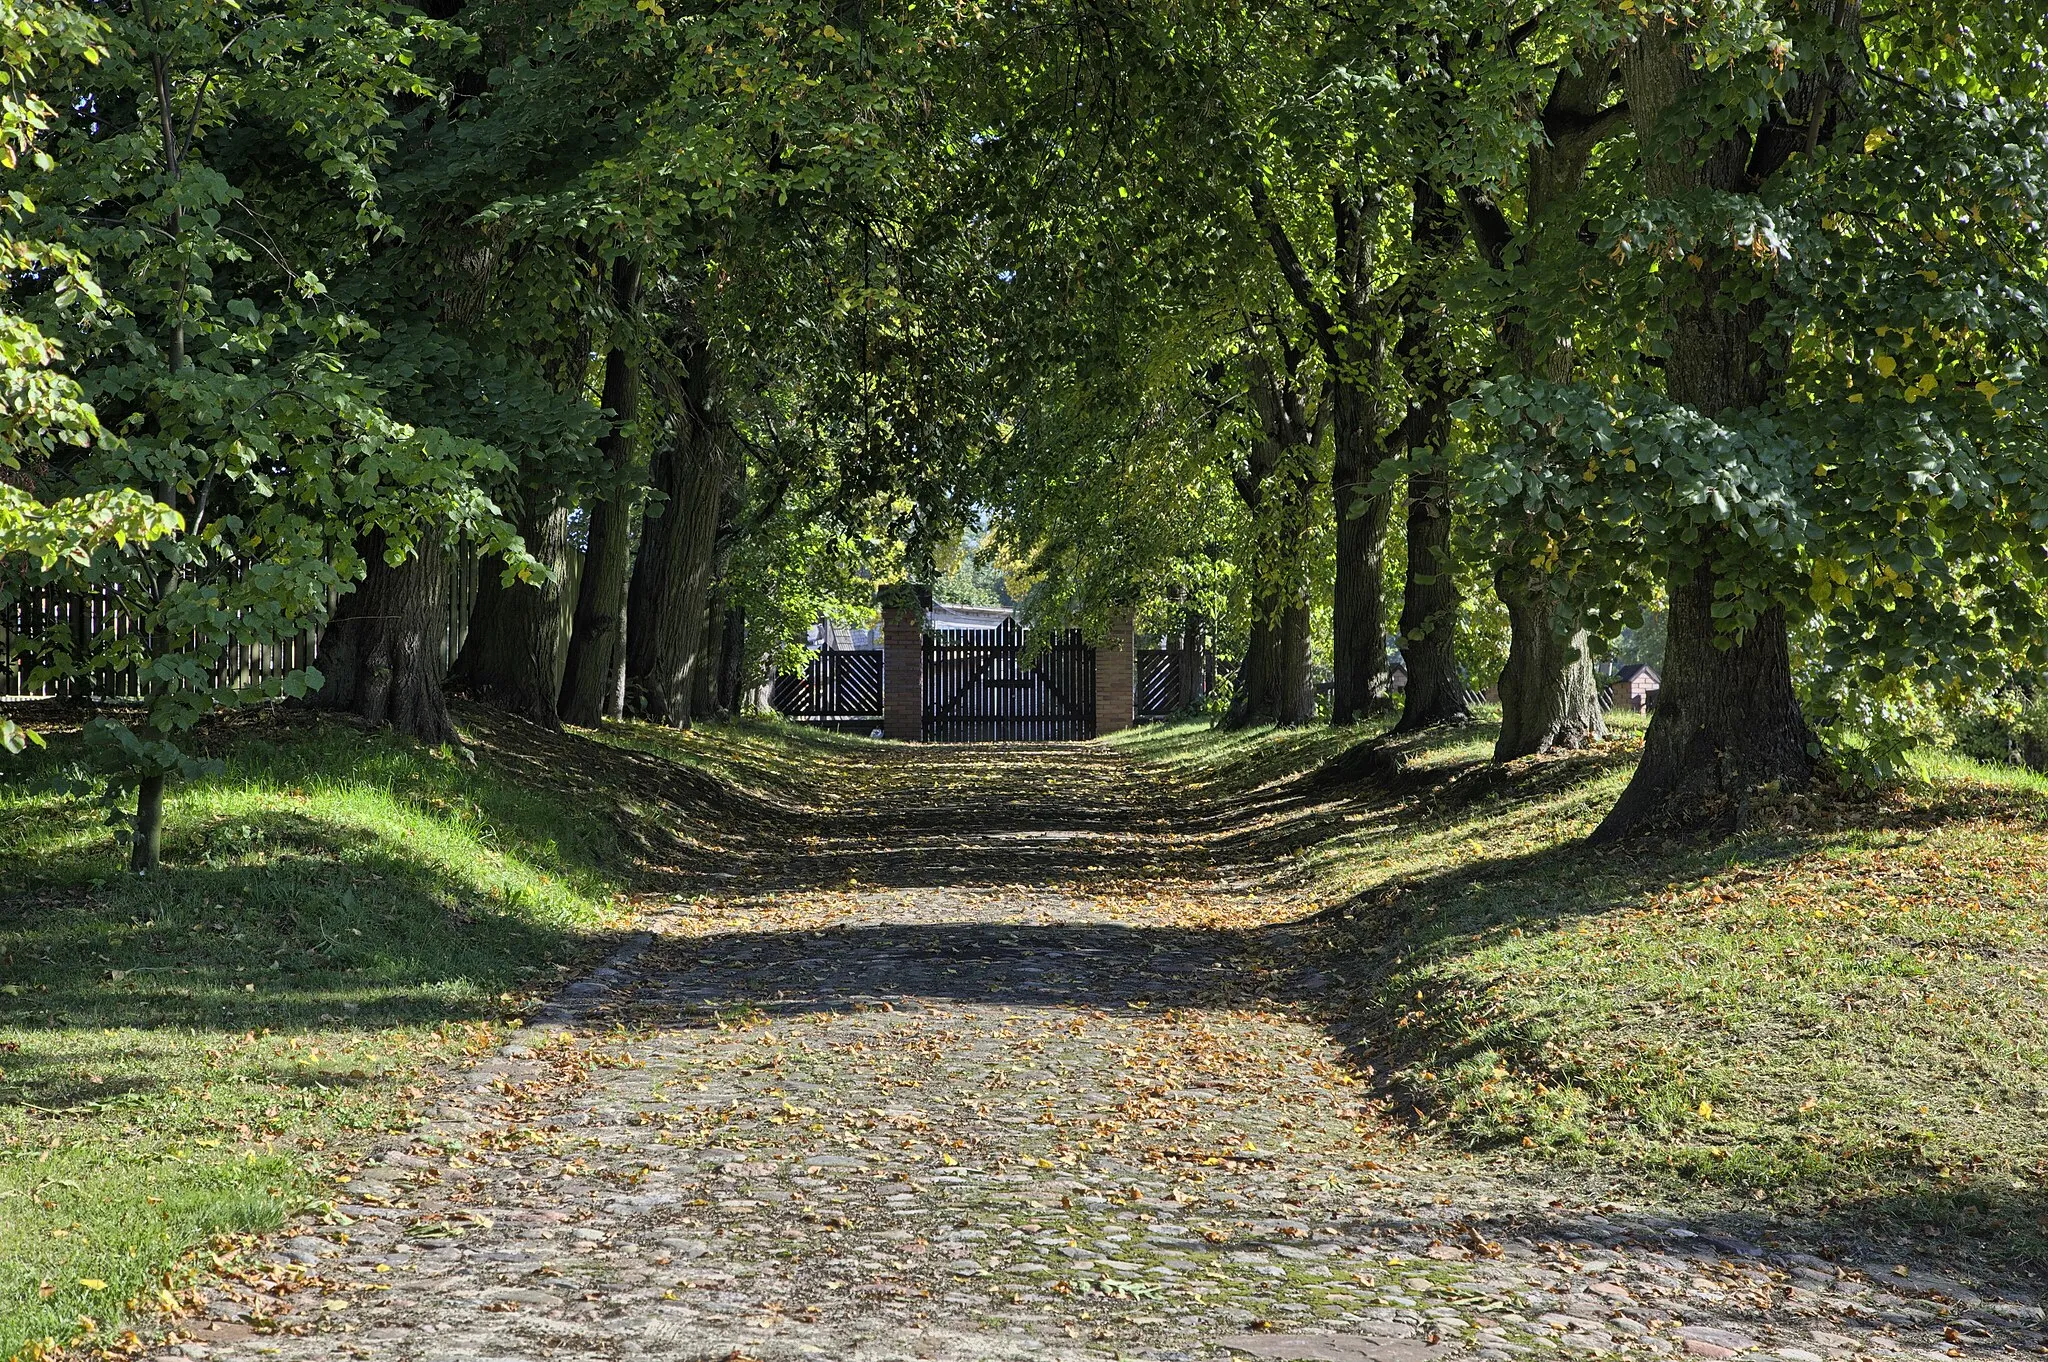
<box><xmin>922</xmin><ymin>619</ymin><xmax>1094</xmax><ymax>742</ymax></box>
<box><xmin>1136</xmin><ymin>649</ymin><xmax>1177</xmax><ymax>721</ymax></box>
<box><xmin>770</xmin><ymin>648</ymin><xmax>883</xmax><ymax>731</ymax></box>
<box><xmin>3</xmin><ymin>554</ymin><xmax>482</xmax><ymax>701</ymax></box>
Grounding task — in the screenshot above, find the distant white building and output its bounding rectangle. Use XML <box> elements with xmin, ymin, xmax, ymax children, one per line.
<box><xmin>927</xmin><ymin>602</ymin><xmax>1014</xmax><ymax>631</ymax></box>
<box><xmin>804</xmin><ymin>601</ymin><xmax>1012</xmax><ymax>651</ymax></box>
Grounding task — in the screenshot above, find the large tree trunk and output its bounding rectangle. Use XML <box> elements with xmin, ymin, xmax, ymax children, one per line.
<box><xmin>558</xmin><ymin>257</ymin><xmax>643</xmax><ymax>728</ymax></box>
<box><xmin>1226</xmin><ymin>593</ymin><xmax>1313</xmax><ymax>729</ymax></box>
<box><xmin>691</xmin><ymin>594</ymin><xmax>724</xmax><ymax>718</ymax></box>
<box><xmin>1329</xmin><ymin>398</ymin><xmax>1393</xmax><ymax>725</ymax></box>
<box><xmin>1394</xmin><ymin>460</ymin><xmax>1468</xmax><ymax>732</ymax></box>
<box><xmin>446</xmin><ymin>498</ymin><xmax>571</xmax><ymax>726</ymax></box>
<box><xmin>689</xmin><ymin>479</ymin><xmax>745</xmax><ymax>719</ymax></box>
<box><xmin>313</xmin><ymin>533</ymin><xmax>456</xmax><ymax>745</ymax></box>
<box><xmin>1591</xmin><ymin>27</ymin><xmax>1822</xmax><ymax>840</ymax></box>
<box><xmin>625</xmin><ymin>424</ymin><xmax>724</xmax><ymax>723</ymax></box>
<box><xmin>1593</xmin><ymin>564</ymin><xmax>1810</xmax><ymax>839</ymax></box>
<box><xmin>1493</xmin><ymin>564</ymin><xmax>1606</xmax><ymax>759</ymax></box>
<box><xmin>1226</xmin><ymin>349</ymin><xmax>1322</xmax><ymax>730</ymax></box>
<box><xmin>1462</xmin><ymin>56</ymin><xmax>1630</xmax><ymax>763</ymax></box>
<box><xmin>1392</xmin><ymin>178</ymin><xmax>1470</xmax><ymax>734</ymax></box>
<box><xmin>624</xmin><ymin>306</ymin><xmax>724</xmax><ymax>726</ymax></box>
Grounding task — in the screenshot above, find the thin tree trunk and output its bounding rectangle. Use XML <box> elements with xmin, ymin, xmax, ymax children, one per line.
<box><xmin>559</xmin><ymin>257</ymin><xmax>643</xmax><ymax>727</ymax></box>
<box><xmin>1177</xmin><ymin>610</ymin><xmax>1205</xmax><ymax>711</ymax></box>
<box><xmin>715</xmin><ymin>603</ymin><xmax>747</xmax><ymax>713</ymax></box>
<box><xmin>131</xmin><ymin>776</ymin><xmax>165</xmax><ymax>874</ymax></box>
<box><xmin>1592</xmin><ymin>25</ymin><xmax>1824</xmax><ymax>839</ymax></box>
<box><xmin>446</xmin><ymin>498</ymin><xmax>571</xmax><ymax>726</ymax></box>
<box><xmin>691</xmin><ymin>595</ymin><xmax>724</xmax><ymax>718</ymax></box>
<box><xmin>625</xmin><ymin>324</ymin><xmax>725</xmax><ymax>726</ymax></box>
<box><xmin>1493</xmin><ymin>564</ymin><xmax>1606</xmax><ymax>759</ymax></box>
<box><xmin>313</xmin><ymin>533</ymin><xmax>457</xmax><ymax>745</ymax></box>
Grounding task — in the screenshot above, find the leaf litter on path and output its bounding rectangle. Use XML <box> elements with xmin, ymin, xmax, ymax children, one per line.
<box><xmin>128</xmin><ymin>743</ymin><xmax>2045</xmax><ymax>1362</ymax></box>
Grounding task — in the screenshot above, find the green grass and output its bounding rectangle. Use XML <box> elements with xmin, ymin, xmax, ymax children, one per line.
<box><xmin>0</xmin><ymin>706</ymin><xmax>652</xmax><ymax>1360</ymax></box>
<box><xmin>8</xmin><ymin>697</ymin><xmax>2045</xmax><ymax>1354</ymax></box>
<box><xmin>1118</xmin><ymin>714</ymin><xmax>2048</xmax><ymax>1262</ymax></box>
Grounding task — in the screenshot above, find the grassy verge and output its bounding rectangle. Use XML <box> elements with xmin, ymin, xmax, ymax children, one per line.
<box><xmin>1118</xmin><ymin>714</ymin><xmax>2048</xmax><ymax>1263</ymax></box>
<box><xmin>0</xmin><ymin>705</ymin><xmax>678</xmax><ymax>1360</ymax></box>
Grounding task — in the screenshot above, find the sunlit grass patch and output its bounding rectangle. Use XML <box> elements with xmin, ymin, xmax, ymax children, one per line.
<box><xmin>1134</xmin><ymin>720</ymin><xmax>2048</xmax><ymax>1259</ymax></box>
<box><xmin>0</xmin><ymin>709</ymin><xmax>632</xmax><ymax>1360</ymax></box>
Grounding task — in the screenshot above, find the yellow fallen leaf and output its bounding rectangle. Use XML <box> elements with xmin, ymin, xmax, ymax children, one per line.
<box><xmin>78</xmin><ymin>1279</ymin><xmax>106</xmax><ymax>1291</ymax></box>
<box><xmin>1698</xmin><ymin>1100</ymin><xmax>1713</xmax><ymax>1118</ymax></box>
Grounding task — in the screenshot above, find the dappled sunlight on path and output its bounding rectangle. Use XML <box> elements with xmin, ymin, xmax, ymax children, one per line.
<box><xmin>145</xmin><ymin>742</ymin><xmax>2045</xmax><ymax>1362</ymax></box>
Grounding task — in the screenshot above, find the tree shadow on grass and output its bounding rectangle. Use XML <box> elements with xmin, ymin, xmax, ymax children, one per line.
<box><xmin>0</xmin><ymin>826</ymin><xmax>616</xmax><ymax>1043</ymax></box>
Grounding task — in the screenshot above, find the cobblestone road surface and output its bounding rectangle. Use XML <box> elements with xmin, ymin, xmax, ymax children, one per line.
<box><xmin>150</xmin><ymin>745</ymin><xmax>2045</xmax><ymax>1362</ymax></box>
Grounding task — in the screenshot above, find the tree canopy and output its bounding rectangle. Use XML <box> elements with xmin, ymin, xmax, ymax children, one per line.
<box><xmin>5</xmin><ymin>0</ymin><xmax>2048</xmax><ymax>859</ymax></box>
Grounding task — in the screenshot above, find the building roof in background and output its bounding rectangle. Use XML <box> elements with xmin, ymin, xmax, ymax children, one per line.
<box><xmin>1614</xmin><ymin>663</ymin><xmax>1660</xmax><ymax>685</ymax></box>
<box><xmin>929</xmin><ymin>602</ymin><xmax>1015</xmax><ymax>630</ymax></box>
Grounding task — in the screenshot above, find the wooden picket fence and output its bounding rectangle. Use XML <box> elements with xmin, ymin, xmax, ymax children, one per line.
<box><xmin>1</xmin><ymin>557</ymin><xmax>481</xmax><ymax>702</ymax></box>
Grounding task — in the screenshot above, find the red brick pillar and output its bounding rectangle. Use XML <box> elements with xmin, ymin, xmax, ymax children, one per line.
<box><xmin>881</xmin><ymin>605</ymin><xmax>924</xmax><ymax>741</ymax></box>
<box><xmin>1093</xmin><ymin>608</ymin><xmax>1135</xmax><ymax>737</ymax></box>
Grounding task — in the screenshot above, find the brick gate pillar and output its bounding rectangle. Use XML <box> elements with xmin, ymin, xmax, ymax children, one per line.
<box><xmin>880</xmin><ymin>593</ymin><xmax>926</xmax><ymax>741</ymax></box>
<box><xmin>1093</xmin><ymin>608</ymin><xmax>1136</xmax><ymax>737</ymax></box>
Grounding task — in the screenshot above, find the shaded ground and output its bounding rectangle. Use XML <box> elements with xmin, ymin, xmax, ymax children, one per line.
<box><xmin>137</xmin><ymin>740</ymin><xmax>2046</xmax><ymax>1362</ymax></box>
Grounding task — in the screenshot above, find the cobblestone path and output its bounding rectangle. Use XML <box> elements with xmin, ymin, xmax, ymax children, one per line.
<box><xmin>152</xmin><ymin>746</ymin><xmax>2044</xmax><ymax>1362</ymax></box>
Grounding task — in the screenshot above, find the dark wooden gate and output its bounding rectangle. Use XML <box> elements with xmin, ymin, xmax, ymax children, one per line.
<box><xmin>1136</xmin><ymin>649</ymin><xmax>1179</xmax><ymax>721</ymax></box>
<box><xmin>923</xmin><ymin>619</ymin><xmax>1094</xmax><ymax>741</ymax></box>
<box><xmin>770</xmin><ymin>648</ymin><xmax>883</xmax><ymax>731</ymax></box>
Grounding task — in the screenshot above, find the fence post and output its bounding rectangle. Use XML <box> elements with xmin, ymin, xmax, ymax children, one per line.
<box><xmin>1093</xmin><ymin>608</ymin><xmax>1135</xmax><ymax>737</ymax></box>
<box><xmin>880</xmin><ymin>587</ymin><xmax>927</xmax><ymax>741</ymax></box>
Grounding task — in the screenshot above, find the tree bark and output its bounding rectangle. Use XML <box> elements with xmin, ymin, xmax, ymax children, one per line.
<box><xmin>131</xmin><ymin>775</ymin><xmax>165</xmax><ymax>874</ymax></box>
<box><xmin>689</xmin><ymin>478</ymin><xmax>745</xmax><ymax>719</ymax></box>
<box><xmin>1226</xmin><ymin>596</ymin><xmax>1313</xmax><ymax>729</ymax></box>
<box><xmin>624</xmin><ymin>352</ymin><xmax>726</xmax><ymax>725</ymax></box>
<box><xmin>1591</xmin><ymin>25</ymin><xmax>1829</xmax><ymax>840</ymax></box>
<box><xmin>446</xmin><ymin>498</ymin><xmax>571</xmax><ymax>726</ymax></box>
<box><xmin>1329</xmin><ymin>392</ymin><xmax>1393</xmax><ymax>724</ymax></box>
<box><xmin>313</xmin><ymin>532</ymin><xmax>457</xmax><ymax>745</ymax></box>
<box><xmin>1493</xmin><ymin>564</ymin><xmax>1606</xmax><ymax>759</ymax></box>
<box><xmin>1393</xmin><ymin>178</ymin><xmax>1471</xmax><ymax>734</ymax></box>
<box><xmin>1223</xmin><ymin>342</ymin><xmax>1320</xmax><ymax>729</ymax></box>
<box><xmin>1593</xmin><ymin>564</ymin><xmax>1810</xmax><ymax>839</ymax></box>
<box><xmin>691</xmin><ymin>594</ymin><xmax>724</xmax><ymax>718</ymax></box>
<box><xmin>558</xmin><ymin>257</ymin><xmax>643</xmax><ymax>727</ymax></box>
<box><xmin>1394</xmin><ymin>457</ymin><xmax>1468</xmax><ymax>732</ymax></box>
<box><xmin>1462</xmin><ymin>54</ymin><xmax>1630</xmax><ymax>762</ymax></box>
<box><xmin>1248</xmin><ymin>181</ymin><xmax>1391</xmax><ymax>724</ymax></box>
<box><xmin>715</xmin><ymin>602</ymin><xmax>748</xmax><ymax>713</ymax></box>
